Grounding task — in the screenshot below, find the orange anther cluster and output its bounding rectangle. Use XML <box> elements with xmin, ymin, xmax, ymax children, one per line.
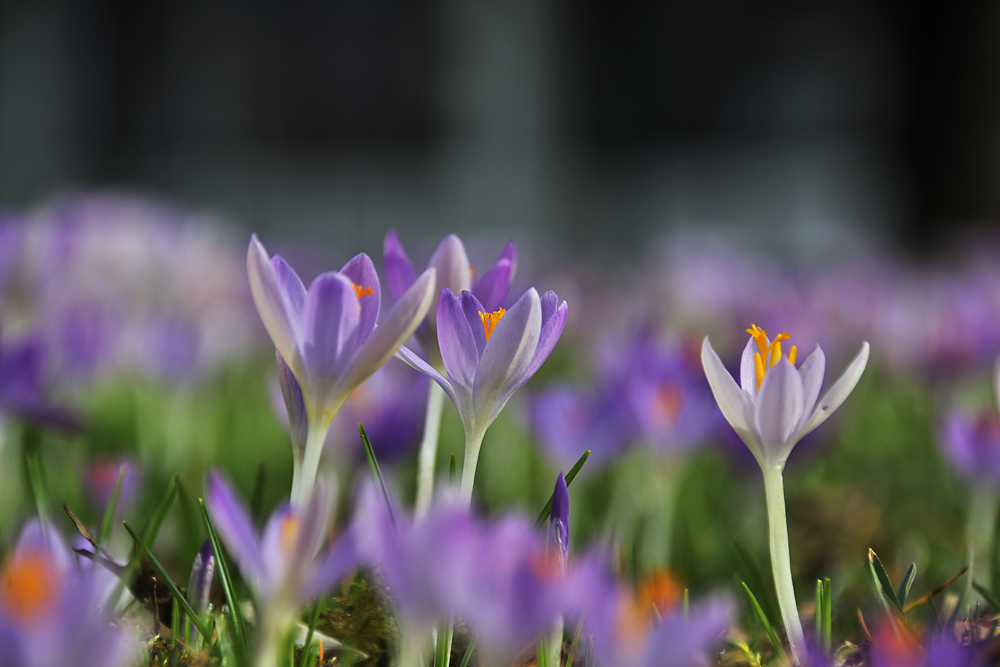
<box><xmin>479</xmin><ymin>308</ymin><xmax>506</xmax><ymax>342</ymax></box>
<box><xmin>745</xmin><ymin>323</ymin><xmax>798</xmax><ymax>389</ymax></box>
<box><xmin>279</xmin><ymin>515</ymin><xmax>300</xmax><ymax>554</ymax></box>
<box><xmin>0</xmin><ymin>551</ymin><xmax>57</xmax><ymax>623</ymax></box>
<box><xmin>353</xmin><ymin>283</ymin><xmax>375</xmax><ymax>299</ymax></box>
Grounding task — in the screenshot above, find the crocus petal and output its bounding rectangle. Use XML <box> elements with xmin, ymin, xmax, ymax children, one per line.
<box><xmin>339</xmin><ymin>253</ymin><xmax>380</xmax><ymax>346</ymax></box>
<box><xmin>739</xmin><ymin>336</ymin><xmax>758</xmax><ymax>399</ymax></box>
<box><xmin>428</xmin><ymin>234</ymin><xmax>472</xmax><ymax>295</ymax></box>
<box><xmin>337</xmin><ymin>269</ymin><xmax>437</xmax><ymax>399</ymax></box>
<box><xmin>302</xmin><ymin>273</ymin><xmax>360</xmax><ymax>388</ymax></box>
<box><xmin>437</xmin><ymin>289</ymin><xmax>480</xmax><ymax>387</ymax></box>
<box><xmin>994</xmin><ymin>354</ymin><xmax>1000</xmax><ymax>416</ymax></box>
<box><xmin>518</xmin><ymin>290</ymin><xmax>567</xmax><ymax>387</ymax></box>
<box><xmin>383</xmin><ymin>229</ymin><xmax>418</xmax><ymax>301</ymax></box>
<box><xmin>260</xmin><ymin>504</ymin><xmax>297</xmax><ymax>590</ymax></box>
<box><xmin>205</xmin><ymin>472</ymin><xmax>266</xmax><ymax>581</ymax></box>
<box><xmin>271</xmin><ymin>255</ymin><xmax>307</xmax><ymax>336</ymax></box>
<box><xmin>472</xmin><ymin>241</ymin><xmax>516</xmax><ymax>311</ymax></box>
<box><xmin>701</xmin><ymin>337</ymin><xmax>754</xmax><ymax>442</ymax></box>
<box><xmin>397</xmin><ymin>344</ymin><xmax>457</xmax><ymax>403</ymax></box>
<box><xmin>800</xmin><ymin>341</ymin><xmax>870</xmax><ymax>438</ymax></box>
<box><xmin>248</xmin><ymin>235</ymin><xmax>304</xmax><ymax>373</ymax></box>
<box><xmin>187</xmin><ymin>539</ymin><xmax>216</xmax><ymax>615</ymax></box>
<box><xmin>794</xmin><ymin>344</ymin><xmax>826</xmax><ymax>436</ymax></box>
<box><xmin>753</xmin><ymin>359</ymin><xmax>805</xmax><ymax>461</ymax></box>
<box><xmin>303</xmin><ymin>530</ymin><xmax>357</xmax><ymax>600</ymax></box>
<box><xmin>460</xmin><ymin>290</ymin><xmax>489</xmax><ymax>357</ymax></box>
<box><xmin>548</xmin><ymin>473</ymin><xmax>570</xmax><ymax>563</ymax></box>
<box><xmin>472</xmin><ymin>288</ymin><xmax>542</xmax><ymax>431</ymax></box>
<box><xmin>276</xmin><ymin>351</ymin><xmax>308</xmax><ymax>455</ymax></box>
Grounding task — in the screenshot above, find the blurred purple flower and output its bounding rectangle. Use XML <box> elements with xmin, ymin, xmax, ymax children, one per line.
<box><xmin>0</xmin><ymin>520</ymin><xmax>135</xmax><ymax>667</ymax></box>
<box><xmin>384</xmin><ymin>231</ymin><xmax>516</xmax><ymax>369</ymax></box>
<box><xmin>248</xmin><ymin>234</ymin><xmax>436</xmax><ymax>505</ymax></box>
<box><xmin>83</xmin><ymin>458</ymin><xmax>140</xmax><ymax>518</ymax></box>
<box><xmin>186</xmin><ymin>539</ymin><xmax>215</xmax><ymax>631</ymax></box>
<box><xmin>0</xmin><ymin>333</ymin><xmax>77</xmax><ymax>430</ymax></box>
<box><xmin>529</xmin><ymin>383</ymin><xmax>632</xmax><ymax>469</ymax></box>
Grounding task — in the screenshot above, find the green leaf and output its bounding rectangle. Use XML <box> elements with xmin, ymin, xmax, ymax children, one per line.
<box><xmin>24</xmin><ymin>450</ymin><xmax>49</xmax><ymax>528</ymax></box>
<box><xmin>972</xmin><ymin>582</ymin><xmax>1000</xmax><ymax>612</ymax></box>
<box><xmin>302</xmin><ymin>596</ymin><xmax>327</xmax><ymax>667</ymax></box>
<box><xmin>434</xmin><ymin>620</ymin><xmax>454</xmax><ymax>667</ymax></box>
<box><xmin>534</xmin><ymin>450</ymin><xmax>590</xmax><ymax>528</ymax></box>
<box><xmin>868</xmin><ymin>548</ymin><xmax>903</xmax><ymax>614</ymax></box>
<box><xmin>822</xmin><ymin>578</ymin><xmax>832</xmax><ymax>656</ymax></box>
<box><xmin>741</xmin><ymin>581</ymin><xmax>789</xmax><ymax>666</ymax></box>
<box><xmin>731</xmin><ymin>542</ymin><xmax>781</xmax><ymax>629</ymax></box>
<box><xmin>896</xmin><ymin>563</ymin><xmax>916</xmax><ymax>606</ymax></box>
<box><xmin>458</xmin><ymin>637</ymin><xmax>477</xmax><ymax>667</ymax></box>
<box><xmin>359</xmin><ymin>423</ymin><xmax>396</xmax><ymax>528</ymax></box>
<box><xmin>123</xmin><ymin>521</ymin><xmax>214</xmax><ymax>643</ymax></box>
<box><xmin>199</xmin><ymin>498</ymin><xmax>250</xmax><ymax>655</ymax></box>
<box><xmin>97</xmin><ymin>466</ymin><xmax>125</xmax><ymax>547</ymax></box>
<box><xmin>449</xmin><ymin>453</ymin><xmax>457</xmax><ymax>486</ymax></box>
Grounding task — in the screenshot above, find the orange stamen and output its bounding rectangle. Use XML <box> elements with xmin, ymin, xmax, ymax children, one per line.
<box><xmin>754</xmin><ymin>352</ymin><xmax>765</xmax><ymax>389</ymax></box>
<box><xmin>279</xmin><ymin>515</ymin><xmax>300</xmax><ymax>554</ymax></box>
<box><xmin>746</xmin><ymin>324</ymin><xmax>795</xmax><ymax>388</ymax></box>
<box><xmin>479</xmin><ymin>308</ymin><xmax>506</xmax><ymax>341</ymax></box>
<box><xmin>353</xmin><ymin>283</ymin><xmax>375</xmax><ymax>299</ymax></box>
<box><xmin>0</xmin><ymin>551</ymin><xmax>58</xmax><ymax>622</ymax></box>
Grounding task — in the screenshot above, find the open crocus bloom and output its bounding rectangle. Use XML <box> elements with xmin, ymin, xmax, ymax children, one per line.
<box><xmin>384</xmin><ymin>230</ymin><xmax>516</xmax><ymax>369</ymax></box>
<box><xmin>397</xmin><ymin>287</ymin><xmax>567</xmax><ymax>443</ymax></box>
<box><xmin>248</xmin><ymin>234</ymin><xmax>436</xmax><ymax>431</ymax></box>
<box><xmin>701</xmin><ymin>324</ymin><xmax>870</xmax><ymax>468</ymax></box>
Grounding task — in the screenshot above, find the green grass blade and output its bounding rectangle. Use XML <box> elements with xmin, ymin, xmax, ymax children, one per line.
<box><xmin>97</xmin><ymin>466</ymin><xmax>126</xmax><ymax>547</ymax></box>
<box><xmin>199</xmin><ymin>498</ymin><xmax>250</xmax><ymax>655</ymax></box>
<box><xmin>741</xmin><ymin>581</ymin><xmax>789</xmax><ymax>666</ymax></box>
<box><xmin>302</xmin><ymin>596</ymin><xmax>327</xmax><ymax>667</ymax></box>
<box><xmin>122</xmin><ymin>521</ymin><xmax>214</xmax><ymax>643</ymax></box>
<box><xmin>535</xmin><ymin>450</ymin><xmax>590</xmax><ymax>527</ymax></box>
<box><xmin>359</xmin><ymin>423</ymin><xmax>396</xmax><ymax>528</ymax></box>
<box><xmin>947</xmin><ymin>545</ymin><xmax>974</xmax><ymax>629</ymax></box>
<box><xmin>814</xmin><ymin>579</ymin><xmax>823</xmax><ymax>646</ymax></box>
<box><xmin>973</xmin><ymin>582</ymin><xmax>1000</xmax><ymax>611</ymax></box>
<box><xmin>868</xmin><ymin>548</ymin><xmax>903</xmax><ymax>614</ymax></box>
<box><xmin>822</xmin><ymin>577</ymin><xmax>832</xmax><ymax>656</ymax></box>
<box><xmin>449</xmin><ymin>453</ymin><xmax>457</xmax><ymax>485</ymax></box>
<box><xmin>24</xmin><ymin>450</ymin><xmax>49</xmax><ymax>528</ymax></box>
<box><xmin>731</xmin><ymin>542</ymin><xmax>781</xmax><ymax>629</ymax></box>
<box><xmin>458</xmin><ymin>637</ymin><xmax>477</xmax><ymax>667</ymax></box>
<box><xmin>435</xmin><ymin>620</ymin><xmax>454</xmax><ymax>667</ymax></box>
<box><xmin>896</xmin><ymin>563</ymin><xmax>917</xmax><ymax>606</ymax></box>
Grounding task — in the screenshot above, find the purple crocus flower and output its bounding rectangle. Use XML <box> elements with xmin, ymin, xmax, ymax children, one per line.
<box><xmin>83</xmin><ymin>458</ymin><xmax>140</xmax><ymax>518</ymax></box>
<box><xmin>205</xmin><ymin>472</ymin><xmax>355</xmax><ymax>666</ymax></box>
<box><xmin>384</xmin><ymin>231</ymin><xmax>516</xmax><ymax>369</ymax></box>
<box><xmin>398</xmin><ymin>287</ymin><xmax>567</xmax><ymax>503</ymax></box>
<box><xmin>247</xmin><ymin>234</ymin><xmax>436</xmax><ymax>506</ymax></box>
<box><xmin>354</xmin><ymin>483</ymin><xmax>577</xmax><ymax>667</ymax></box>
<box><xmin>548</xmin><ymin>473</ymin><xmax>570</xmax><ymax>568</ymax></box>
<box><xmin>529</xmin><ymin>382</ymin><xmax>633</xmax><ymax>469</ymax></box>
<box><xmin>0</xmin><ymin>520</ymin><xmax>135</xmax><ymax>667</ymax></box>
<box><xmin>941</xmin><ymin>410</ymin><xmax>1000</xmax><ymax>486</ymax></box>
<box><xmin>186</xmin><ymin>539</ymin><xmax>215</xmax><ymax>619</ymax></box>
<box><xmin>0</xmin><ymin>333</ymin><xmax>77</xmax><ymax>430</ymax></box>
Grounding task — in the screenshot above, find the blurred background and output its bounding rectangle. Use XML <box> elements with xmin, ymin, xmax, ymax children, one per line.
<box><xmin>3</xmin><ymin>1</ymin><xmax>1000</xmax><ymax>254</ymax></box>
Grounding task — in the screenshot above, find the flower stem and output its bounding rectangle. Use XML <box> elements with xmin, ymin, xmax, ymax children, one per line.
<box><xmin>969</xmin><ymin>483</ymin><xmax>1000</xmax><ymax>593</ymax></box>
<box><xmin>761</xmin><ymin>464</ymin><xmax>806</xmax><ymax>665</ymax></box>
<box><xmin>415</xmin><ymin>382</ymin><xmax>446</xmax><ymax>518</ymax></box>
<box><xmin>291</xmin><ymin>423</ymin><xmax>329</xmax><ymax>508</ymax></box>
<box><xmin>459</xmin><ymin>428</ymin><xmax>486</xmax><ymax>508</ymax></box>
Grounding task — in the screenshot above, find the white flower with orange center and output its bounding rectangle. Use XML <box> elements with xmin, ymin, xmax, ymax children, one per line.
<box><xmin>701</xmin><ymin>323</ymin><xmax>870</xmax><ymax>468</ymax></box>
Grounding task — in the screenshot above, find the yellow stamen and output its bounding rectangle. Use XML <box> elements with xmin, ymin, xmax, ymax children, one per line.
<box><xmin>754</xmin><ymin>352</ymin><xmax>765</xmax><ymax>389</ymax></box>
<box><xmin>746</xmin><ymin>325</ymin><xmax>795</xmax><ymax>388</ymax></box>
<box><xmin>479</xmin><ymin>308</ymin><xmax>506</xmax><ymax>341</ymax></box>
<box><xmin>788</xmin><ymin>345</ymin><xmax>797</xmax><ymax>365</ymax></box>
<box><xmin>352</xmin><ymin>283</ymin><xmax>375</xmax><ymax>299</ymax></box>
<box><xmin>0</xmin><ymin>550</ymin><xmax>58</xmax><ymax>622</ymax></box>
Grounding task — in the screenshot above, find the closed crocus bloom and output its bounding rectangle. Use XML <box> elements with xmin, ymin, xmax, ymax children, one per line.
<box><xmin>248</xmin><ymin>234</ymin><xmax>436</xmax><ymax>506</ymax></box>
<box><xmin>398</xmin><ymin>287</ymin><xmax>567</xmax><ymax>504</ymax></box>
<box><xmin>701</xmin><ymin>324</ymin><xmax>869</xmax><ymax>665</ymax></box>
<box><xmin>701</xmin><ymin>324</ymin><xmax>870</xmax><ymax>468</ymax></box>
<box><xmin>384</xmin><ymin>230</ymin><xmax>516</xmax><ymax>369</ymax></box>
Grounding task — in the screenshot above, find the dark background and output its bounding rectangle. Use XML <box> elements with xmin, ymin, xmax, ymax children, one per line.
<box><xmin>2</xmin><ymin>0</ymin><xmax>998</xmax><ymax>254</ymax></box>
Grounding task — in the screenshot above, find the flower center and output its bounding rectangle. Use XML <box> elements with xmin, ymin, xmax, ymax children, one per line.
<box><xmin>479</xmin><ymin>308</ymin><xmax>506</xmax><ymax>341</ymax></box>
<box><xmin>279</xmin><ymin>514</ymin><xmax>300</xmax><ymax>554</ymax></box>
<box><xmin>746</xmin><ymin>323</ymin><xmax>798</xmax><ymax>389</ymax></box>
<box><xmin>0</xmin><ymin>550</ymin><xmax>58</xmax><ymax>623</ymax></box>
<box><xmin>352</xmin><ymin>283</ymin><xmax>375</xmax><ymax>300</ymax></box>
<box><xmin>615</xmin><ymin>568</ymin><xmax>682</xmax><ymax>649</ymax></box>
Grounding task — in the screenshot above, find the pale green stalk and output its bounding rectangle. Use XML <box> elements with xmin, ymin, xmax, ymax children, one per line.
<box><xmin>969</xmin><ymin>483</ymin><xmax>1000</xmax><ymax>592</ymax></box>
<box><xmin>545</xmin><ymin>618</ymin><xmax>563</xmax><ymax>667</ymax></box>
<box><xmin>415</xmin><ymin>382</ymin><xmax>447</xmax><ymax>518</ymax></box>
<box><xmin>761</xmin><ymin>464</ymin><xmax>805</xmax><ymax>666</ymax></box>
<box><xmin>459</xmin><ymin>428</ymin><xmax>487</xmax><ymax>507</ymax></box>
<box><xmin>291</xmin><ymin>422</ymin><xmax>332</xmax><ymax>508</ymax></box>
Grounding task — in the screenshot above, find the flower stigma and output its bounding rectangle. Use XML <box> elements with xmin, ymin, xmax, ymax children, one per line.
<box><xmin>352</xmin><ymin>282</ymin><xmax>375</xmax><ymax>300</ymax></box>
<box><xmin>279</xmin><ymin>514</ymin><xmax>300</xmax><ymax>554</ymax></box>
<box><xmin>479</xmin><ymin>308</ymin><xmax>506</xmax><ymax>342</ymax></box>
<box><xmin>746</xmin><ymin>323</ymin><xmax>798</xmax><ymax>389</ymax></box>
<box><xmin>0</xmin><ymin>550</ymin><xmax>58</xmax><ymax>622</ymax></box>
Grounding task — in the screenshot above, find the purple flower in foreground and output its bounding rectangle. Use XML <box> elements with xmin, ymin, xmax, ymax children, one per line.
<box><xmin>354</xmin><ymin>483</ymin><xmax>579</xmax><ymax>667</ymax></box>
<box><xmin>205</xmin><ymin>471</ymin><xmax>355</xmax><ymax>662</ymax></box>
<box><xmin>0</xmin><ymin>520</ymin><xmax>134</xmax><ymax>667</ymax></box>
<box><xmin>248</xmin><ymin>234</ymin><xmax>436</xmax><ymax>505</ymax></box>
<box><xmin>701</xmin><ymin>323</ymin><xmax>870</xmax><ymax>468</ymax></box>
<box><xmin>384</xmin><ymin>231</ymin><xmax>516</xmax><ymax>368</ymax></box>
<box><xmin>398</xmin><ymin>287</ymin><xmax>567</xmax><ymax>502</ymax></box>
